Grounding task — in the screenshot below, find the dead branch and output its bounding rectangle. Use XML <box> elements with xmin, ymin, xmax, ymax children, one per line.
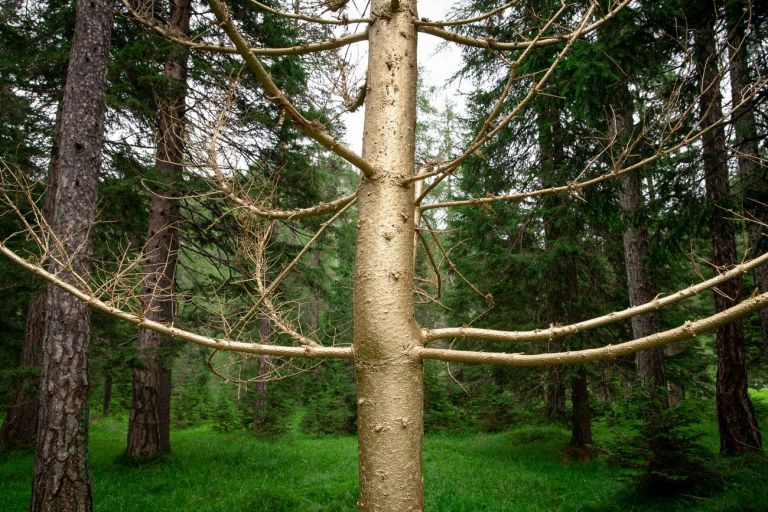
<box><xmin>245</xmin><ymin>0</ymin><xmax>371</xmax><ymax>25</ymax></box>
<box><xmin>418</xmin><ymin>0</ymin><xmax>630</xmax><ymax>51</ymax></box>
<box><xmin>0</xmin><ymin>242</ymin><xmax>352</xmax><ymax>359</ymax></box>
<box><xmin>415</xmin><ymin>1</ymin><xmax>519</xmax><ymax>28</ymax></box>
<box><xmin>206</xmin><ymin>0</ymin><xmax>377</xmax><ymax>177</ymax></box>
<box><xmin>123</xmin><ymin>0</ymin><xmax>368</xmax><ymax>56</ymax></box>
<box><xmin>420</xmin><ymin>290</ymin><xmax>768</xmax><ymax>366</ymax></box>
<box><xmin>423</xmin><ymin>250</ymin><xmax>768</xmax><ymax>344</ymax></box>
<box><xmin>419</xmin><ymin>73</ymin><xmax>768</xmax><ymax>211</ymax></box>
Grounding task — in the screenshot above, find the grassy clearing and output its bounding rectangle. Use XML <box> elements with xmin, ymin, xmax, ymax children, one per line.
<box><xmin>1</xmin><ymin>409</ymin><xmax>768</xmax><ymax>511</ymax></box>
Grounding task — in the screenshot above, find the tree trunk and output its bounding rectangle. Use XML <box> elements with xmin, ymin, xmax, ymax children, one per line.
<box><xmin>127</xmin><ymin>0</ymin><xmax>190</xmax><ymax>460</ymax></box>
<box><xmin>253</xmin><ymin>317</ymin><xmax>271</xmax><ymax>433</ymax></box>
<box><xmin>0</xmin><ymin>294</ymin><xmax>44</xmax><ymax>450</ymax></box>
<box><xmin>354</xmin><ymin>1</ymin><xmax>423</xmax><ymax>510</ymax></box>
<box><xmin>695</xmin><ymin>11</ymin><xmax>762</xmax><ymax>455</ymax></box>
<box><xmin>545</xmin><ymin>365</ymin><xmax>566</xmax><ymax>421</ymax></box>
<box><xmin>569</xmin><ymin>369</ymin><xmax>592</xmax><ymax>452</ymax></box>
<box><xmin>612</xmin><ymin>90</ymin><xmax>668</xmax><ymax>403</ymax></box>
<box><xmin>102</xmin><ymin>374</ymin><xmax>112</xmax><ymax>417</ymax></box>
<box><xmin>727</xmin><ymin>0</ymin><xmax>768</xmax><ymax>360</ymax></box>
<box><xmin>30</xmin><ymin>0</ymin><xmax>113</xmax><ymax>509</ymax></box>
<box><xmin>538</xmin><ymin>93</ymin><xmax>576</xmax><ymax>426</ymax></box>
<box><xmin>0</xmin><ymin>91</ymin><xmax>65</xmax><ymax>451</ymax></box>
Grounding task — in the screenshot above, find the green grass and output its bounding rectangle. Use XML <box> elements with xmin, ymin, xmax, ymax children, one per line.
<box><xmin>2</xmin><ymin>413</ymin><xmax>768</xmax><ymax>511</ymax></box>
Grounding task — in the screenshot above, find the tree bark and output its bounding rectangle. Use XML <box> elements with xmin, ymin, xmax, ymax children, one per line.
<box><xmin>727</xmin><ymin>0</ymin><xmax>768</xmax><ymax>360</ymax></box>
<box><xmin>0</xmin><ymin>90</ymin><xmax>65</xmax><ymax>451</ymax></box>
<box><xmin>127</xmin><ymin>0</ymin><xmax>190</xmax><ymax>460</ymax></box>
<box><xmin>0</xmin><ymin>295</ymin><xmax>44</xmax><ymax>450</ymax></box>
<box><xmin>30</xmin><ymin>0</ymin><xmax>113</xmax><ymax>509</ymax></box>
<box><xmin>545</xmin><ymin>366</ymin><xmax>566</xmax><ymax>421</ymax></box>
<box><xmin>569</xmin><ymin>368</ymin><xmax>592</xmax><ymax>451</ymax></box>
<box><xmin>695</xmin><ymin>9</ymin><xmax>762</xmax><ymax>455</ymax></box>
<box><xmin>612</xmin><ymin>89</ymin><xmax>668</xmax><ymax>402</ymax></box>
<box><xmin>354</xmin><ymin>1</ymin><xmax>422</xmax><ymax>510</ymax></box>
<box><xmin>102</xmin><ymin>374</ymin><xmax>112</xmax><ymax>417</ymax></box>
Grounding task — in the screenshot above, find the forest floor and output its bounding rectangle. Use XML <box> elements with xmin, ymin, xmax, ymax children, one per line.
<box><xmin>1</xmin><ymin>399</ymin><xmax>768</xmax><ymax>511</ymax></box>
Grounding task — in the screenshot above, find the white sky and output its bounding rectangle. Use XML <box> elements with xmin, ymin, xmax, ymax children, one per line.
<box><xmin>341</xmin><ymin>1</ymin><xmax>471</xmax><ymax>153</ymax></box>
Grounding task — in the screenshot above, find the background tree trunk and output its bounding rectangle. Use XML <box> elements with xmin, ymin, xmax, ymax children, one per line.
<box><xmin>0</xmin><ymin>97</ymin><xmax>64</xmax><ymax>451</ymax></box>
<box><xmin>0</xmin><ymin>294</ymin><xmax>44</xmax><ymax>450</ymax></box>
<box><xmin>30</xmin><ymin>0</ymin><xmax>113</xmax><ymax>509</ymax></box>
<box><xmin>569</xmin><ymin>368</ymin><xmax>592</xmax><ymax>452</ymax></box>
<box><xmin>545</xmin><ymin>366</ymin><xmax>566</xmax><ymax>421</ymax></box>
<box><xmin>102</xmin><ymin>373</ymin><xmax>113</xmax><ymax>417</ymax></box>
<box><xmin>695</xmin><ymin>8</ymin><xmax>762</xmax><ymax>455</ymax></box>
<box><xmin>613</xmin><ymin>91</ymin><xmax>668</xmax><ymax>401</ymax></box>
<box><xmin>727</xmin><ymin>0</ymin><xmax>768</xmax><ymax>360</ymax></box>
<box><xmin>127</xmin><ymin>0</ymin><xmax>190</xmax><ymax>459</ymax></box>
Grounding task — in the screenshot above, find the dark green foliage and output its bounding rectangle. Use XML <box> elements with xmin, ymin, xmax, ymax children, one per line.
<box><xmin>172</xmin><ymin>346</ymin><xmax>215</xmax><ymax>427</ymax></box>
<box><xmin>608</xmin><ymin>390</ymin><xmax>716</xmax><ymax>495</ymax></box>
<box><xmin>212</xmin><ymin>387</ymin><xmax>245</xmax><ymax>433</ymax></box>
<box><xmin>300</xmin><ymin>362</ymin><xmax>356</xmax><ymax>436</ymax></box>
<box><xmin>424</xmin><ymin>362</ymin><xmax>473</xmax><ymax>433</ymax></box>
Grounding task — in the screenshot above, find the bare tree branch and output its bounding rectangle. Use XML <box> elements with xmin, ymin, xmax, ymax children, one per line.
<box><xmin>232</xmin><ymin>197</ymin><xmax>356</xmax><ymax>333</ymax></box>
<box><xmin>0</xmin><ymin>243</ymin><xmax>352</xmax><ymax>360</ymax></box>
<box><xmin>414</xmin><ymin>1</ymin><xmax>573</xmax><ymax>202</ymax></box>
<box><xmin>417</xmin><ymin>0</ymin><xmax>630</xmax><ymax>51</ymax></box>
<box><xmin>423</xmin><ymin>250</ymin><xmax>768</xmax><ymax>343</ymax></box>
<box><xmin>419</xmin><ymin>73</ymin><xmax>767</xmax><ymax>211</ymax></box>
<box><xmin>415</xmin><ymin>1</ymin><xmax>519</xmax><ymax>28</ymax></box>
<box><xmin>123</xmin><ymin>0</ymin><xmax>369</xmax><ymax>56</ymax></box>
<box><xmin>206</xmin><ymin>0</ymin><xmax>377</xmax><ymax>177</ymax></box>
<box><xmin>419</xmin><ymin>290</ymin><xmax>768</xmax><ymax>367</ymax></box>
<box><xmin>245</xmin><ymin>0</ymin><xmax>371</xmax><ymax>25</ymax></box>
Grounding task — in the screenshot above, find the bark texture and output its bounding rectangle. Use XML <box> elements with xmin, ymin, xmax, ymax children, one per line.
<box><xmin>30</xmin><ymin>0</ymin><xmax>113</xmax><ymax>509</ymax></box>
<box><xmin>545</xmin><ymin>366</ymin><xmax>566</xmax><ymax>421</ymax></box>
<box><xmin>612</xmin><ymin>90</ymin><xmax>668</xmax><ymax>399</ymax></box>
<box><xmin>354</xmin><ymin>1</ymin><xmax>422</xmax><ymax>510</ymax></box>
<box><xmin>727</xmin><ymin>0</ymin><xmax>768</xmax><ymax>360</ymax></box>
<box><xmin>569</xmin><ymin>369</ymin><xmax>592</xmax><ymax>451</ymax></box>
<box><xmin>127</xmin><ymin>0</ymin><xmax>190</xmax><ymax>459</ymax></box>
<box><xmin>0</xmin><ymin>96</ymin><xmax>64</xmax><ymax>451</ymax></box>
<box><xmin>695</xmin><ymin>11</ymin><xmax>762</xmax><ymax>454</ymax></box>
<box><xmin>0</xmin><ymin>295</ymin><xmax>44</xmax><ymax>450</ymax></box>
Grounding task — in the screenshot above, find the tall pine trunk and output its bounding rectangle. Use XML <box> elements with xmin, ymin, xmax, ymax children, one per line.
<box><xmin>727</xmin><ymin>0</ymin><xmax>768</xmax><ymax>360</ymax></box>
<box><xmin>612</xmin><ymin>89</ymin><xmax>668</xmax><ymax>401</ymax></box>
<box><xmin>695</xmin><ymin>7</ymin><xmax>762</xmax><ymax>454</ymax></box>
<box><xmin>30</xmin><ymin>0</ymin><xmax>113</xmax><ymax>509</ymax></box>
<box><xmin>354</xmin><ymin>1</ymin><xmax>423</xmax><ymax>509</ymax></box>
<box><xmin>569</xmin><ymin>368</ymin><xmax>592</xmax><ymax>453</ymax></box>
<box><xmin>0</xmin><ymin>97</ymin><xmax>65</xmax><ymax>451</ymax></box>
<box><xmin>0</xmin><ymin>295</ymin><xmax>44</xmax><ymax>450</ymax></box>
<box><xmin>127</xmin><ymin>0</ymin><xmax>190</xmax><ymax>459</ymax></box>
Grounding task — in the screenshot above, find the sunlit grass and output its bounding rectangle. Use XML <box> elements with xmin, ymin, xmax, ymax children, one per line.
<box><xmin>1</xmin><ymin>408</ymin><xmax>768</xmax><ymax>511</ymax></box>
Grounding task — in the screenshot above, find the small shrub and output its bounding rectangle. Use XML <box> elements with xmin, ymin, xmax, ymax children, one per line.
<box><xmin>608</xmin><ymin>391</ymin><xmax>717</xmax><ymax>496</ymax></box>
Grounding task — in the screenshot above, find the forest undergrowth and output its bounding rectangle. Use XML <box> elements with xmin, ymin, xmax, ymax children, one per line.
<box><xmin>2</xmin><ymin>393</ymin><xmax>767</xmax><ymax>511</ymax></box>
